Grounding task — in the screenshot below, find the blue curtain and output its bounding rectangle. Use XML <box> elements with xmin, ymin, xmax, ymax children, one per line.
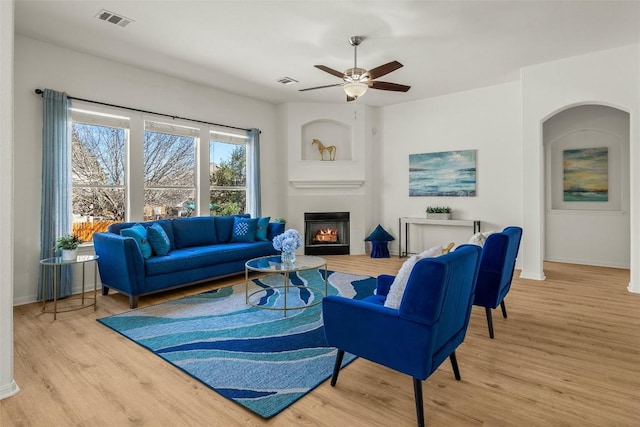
<box><xmin>38</xmin><ymin>89</ymin><xmax>72</xmax><ymax>300</ymax></box>
<box><xmin>247</xmin><ymin>128</ymin><xmax>261</xmax><ymax>217</ymax></box>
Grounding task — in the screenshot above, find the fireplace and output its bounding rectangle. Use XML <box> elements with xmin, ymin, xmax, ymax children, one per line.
<box><xmin>304</xmin><ymin>212</ymin><xmax>350</xmax><ymax>255</ymax></box>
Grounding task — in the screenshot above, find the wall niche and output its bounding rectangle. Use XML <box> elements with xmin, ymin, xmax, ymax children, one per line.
<box><xmin>301</xmin><ymin>119</ymin><xmax>352</xmax><ymax>161</ymax></box>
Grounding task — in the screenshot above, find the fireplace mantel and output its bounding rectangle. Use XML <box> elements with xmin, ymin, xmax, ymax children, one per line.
<box><xmin>289</xmin><ymin>180</ymin><xmax>364</xmax><ymax>189</ymax></box>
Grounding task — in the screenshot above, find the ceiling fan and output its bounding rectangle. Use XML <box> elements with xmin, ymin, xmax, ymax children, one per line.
<box><xmin>299</xmin><ymin>36</ymin><xmax>411</xmax><ymax>101</ymax></box>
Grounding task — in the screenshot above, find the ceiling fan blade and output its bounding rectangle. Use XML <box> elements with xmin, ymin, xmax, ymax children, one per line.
<box><xmin>367</xmin><ymin>60</ymin><xmax>403</xmax><ymax>80</ymax></box>
<box><xmin>369</xmin><ymin>81</ymin><xmax>411</xmax><ymax>92</ymax></box>
<box><xmin>314</xmin><ymin>65</ymin><xmax>345</xmax><ymax>78</ymax></box>
<box><xmin>299</xmin><ymin>83</ymin><xmax>343</xmax><ymax>92</ymax></box>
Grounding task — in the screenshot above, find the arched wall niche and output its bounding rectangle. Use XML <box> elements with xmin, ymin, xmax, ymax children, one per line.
<box><xmin>542</xmin><ymin>103</ymin><xmax>630</xmax><ymax>268</ymax></box>
<box><xmin>301</xmin><ymin>119</ymin><xmax>352</xmax><ymax>161</ymax></box>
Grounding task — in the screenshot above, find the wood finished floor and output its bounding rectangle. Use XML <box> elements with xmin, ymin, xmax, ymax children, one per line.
<box><xmin>2</xmin><ymin>256</ymin><xmax>639</xmax><ymax>426</ymax></box>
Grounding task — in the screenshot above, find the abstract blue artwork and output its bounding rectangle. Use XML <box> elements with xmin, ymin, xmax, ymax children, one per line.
<box><xmin>409</xmin><ymin>149</ymin><xmax>476</xmax><ymax>197</ymax></box>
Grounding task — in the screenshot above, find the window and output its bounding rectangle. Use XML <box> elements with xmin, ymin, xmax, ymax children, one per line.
<box><xmin>69</xmin><ymin>105</ymin><xmax>257</xmax><ymax>242</ymax></box>
<box><xmin>210</xmin><ymin>133</ymin><xmax>247</xmax><ymax>215</ymax></box>
<box><xmin>144</xmin><ymin>121</ymin><xmax>197</xmax><ymax>220</ymax></box>
<box><xmin>71</xmin><ymin>109</ymin><xmax>128</xmax><ymax>241</ymax></box>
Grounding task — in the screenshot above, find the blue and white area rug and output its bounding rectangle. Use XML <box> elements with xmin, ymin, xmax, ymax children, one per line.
<box><xmin>98</xmin><ymin>269</ymin><xmax>376</xmax><ymax>418</ymax></box>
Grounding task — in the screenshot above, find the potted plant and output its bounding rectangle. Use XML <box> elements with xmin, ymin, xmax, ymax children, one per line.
<box><xmin>55</xmin><ymin>234</ymin><xmax>83</xmax><ymax>261</ymax></box>
<box><xmin>426</xmin><ymin>206</ymin><xmax>452</xmax><ymax>220</ymax></box>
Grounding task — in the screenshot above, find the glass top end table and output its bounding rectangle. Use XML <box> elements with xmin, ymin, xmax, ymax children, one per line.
<box><xmin>39</xmin><ymin>254</ymin><xmax>99</xmax><ymax>320</ymax></box>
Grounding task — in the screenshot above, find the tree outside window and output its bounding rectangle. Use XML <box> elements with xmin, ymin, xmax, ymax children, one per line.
<box><xmin>210</xmin><ymin>141</ymin><xmax>247</xmax><ymax>215</ymax></box>
<box><xmin>71</xmin><ymin>122</ymin><xmax>126</xmax><ymax>241</ymax></box>
<box><xmin>144</xmin><ymin>125</ymin><xmax>196</xmax><ymax>220</ymax></box>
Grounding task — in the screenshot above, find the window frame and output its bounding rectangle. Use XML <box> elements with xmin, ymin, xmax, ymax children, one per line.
<box><xmin>69</xmin><ymin>103</ymin><xmax>257</xmax><ymax>240</ymax></box>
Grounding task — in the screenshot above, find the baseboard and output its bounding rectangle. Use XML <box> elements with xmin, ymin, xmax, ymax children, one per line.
<box><xmin>14</xmin><ymin>282</ymin><xmax>102</xmax><ymax>306</ymax></box>
<box><xmin>545</xmin><ymin>256</ymin><xmax>629</xmax><ymax>270</ymax></box>
<box><xmin>0</xmin><ymin>380</ymin><xmax>19</xmax><ymax>400</ymax></box>
<box><xmin>519</xmin><ymin>271</ymin><xmax>546</xmax><ymax>281</ymax></box>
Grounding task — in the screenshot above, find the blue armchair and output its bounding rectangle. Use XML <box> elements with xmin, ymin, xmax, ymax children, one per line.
<box><xmin>322</xmin><ymin>245</ymin><xmax>482</xmax><ymax>427</ymax></box>
<box><xmin>474</xmin><ymin>226</ymin><xmax>523</xmax><ymax>338</ymax></box>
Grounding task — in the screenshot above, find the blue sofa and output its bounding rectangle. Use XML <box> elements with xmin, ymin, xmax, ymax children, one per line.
<box><xmin>93</xmin><ymin>215</ymin><xmax>283</xmax><ymax>308</ymax></box>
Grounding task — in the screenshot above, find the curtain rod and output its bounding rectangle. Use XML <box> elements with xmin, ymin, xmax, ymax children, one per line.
<box><xmin>34</xmin><ymin>88</ymin><xmax>256</xmax><ymax>133</ymax></box>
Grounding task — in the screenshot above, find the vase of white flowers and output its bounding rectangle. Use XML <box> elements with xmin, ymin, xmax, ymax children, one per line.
<box><xmin>272</xmin><ymin>229</ymin><xmax>302</xmax><ymax>265</ymax></box>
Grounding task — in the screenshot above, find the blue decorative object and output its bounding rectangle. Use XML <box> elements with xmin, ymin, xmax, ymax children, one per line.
<box><xmin>120</xmin><ymin>224</ymin><xmax>153</xmax><ymax>259</ymax></box>
<box><xmin>230</xmin><ymin>217</ymin><xmax>258</xmax><ymax>243</ymax></box>
<box><xmin>364</xmin><ymin>224</ymin><xmax>395</xmax><ymax>258</ymax></box>
<box><xmin>147</xmin><ymin>223</ymin><xmax>171</xmax><ymax>256</ymax></box>
<box><xmin>255</xmin><ymin>216</ymin><xmax>270</xmax><ymax>241</ymax></box>
<box><xmin>97</xmin><ymin>269</ymin><xmax>377</xmax><ymax>418</ymax></box>
<box><xmin>323</xmin><ymin>245</ymin><xmax>482</xmax><ymax>427</ymax></box>
<box><xmin>272</xmin><ymin>229</ymin><xmax>302</xmax><ymax>253</ymax></box>
<box><xmin>473</xmin><ymin>226</ymin><xmax>523</xmax><ymax>339</ymax></box>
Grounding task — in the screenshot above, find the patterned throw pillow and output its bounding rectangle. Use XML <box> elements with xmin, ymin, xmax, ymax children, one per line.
<box><xmin>230</xmin><ymin>217</ymin><xmax>258</xmax><ymax>243</ymax></box>
<box><xmin>120</xmin><ymin>223</ymin><xmax>153</xmax><ymax>259</ymax></box>
<box><xmin>255</xmin><ymin>217</ymin><xmax>270</xmax><ymax>241</ymax></box>
<box><xmin>147</xmin><ymin>222</ymin><xmax>171</xmax><ymax>256</ymax></box>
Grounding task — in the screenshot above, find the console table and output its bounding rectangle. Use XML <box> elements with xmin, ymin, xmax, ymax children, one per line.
<box><xmin>398</xmin><ymin>217</ymin><xmax>481</xmax><ymax>258</ymax></box>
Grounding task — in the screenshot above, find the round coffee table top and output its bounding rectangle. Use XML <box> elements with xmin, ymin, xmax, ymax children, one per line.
<box><xmin>245</xmin><ymin>255</ymin><xmax>326</xmax><ymax>273</ymax></box>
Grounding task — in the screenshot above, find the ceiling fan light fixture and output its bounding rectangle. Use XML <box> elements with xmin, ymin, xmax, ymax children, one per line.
<box><xmin>343</xmin><ymin>82</ymin><xmax>368</xmax><ymax>99</ymax></box>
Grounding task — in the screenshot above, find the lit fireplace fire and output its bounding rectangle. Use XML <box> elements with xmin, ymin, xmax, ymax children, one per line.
<box><xmin>313</xmin><ymin>228</ymin><xmax>338</xmax><ymax>243</ymax></box>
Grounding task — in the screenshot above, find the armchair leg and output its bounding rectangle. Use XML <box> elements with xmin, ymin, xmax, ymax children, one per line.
<box><xmin>331</xmin><ymin>349</ymin><xmax>345</xmax><ymax>386</ymax></box>
<box><xmin>101</xmin><ymin>286</ymin><xmax>109</xmax><ymax>296</ymax></box>
<box><xmin>485</xmin><ymin>307</ymin><xmax>494</xmax><ymax>339</ymax></box>
<box><xmin>500</xmin><ymin>300</ymin><xmax>508</xmax><ymax>318</ymax></box>
<box><xmin>413</xmin><ymin>378</ymin><xmax>425</xmax><ymax>427</ymax></box>
<box><xmin>449</xmin><ymin>351</ymin><xmax>461</xmax><ymax>380</ymax></box>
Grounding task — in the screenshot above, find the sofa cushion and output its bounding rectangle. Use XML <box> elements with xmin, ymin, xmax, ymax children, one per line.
<box><xmin>215</xmin><ymin>214</ymin><xmax>250</xmax><ymax>243</ymax></box>
<box><xmin>144</xmin><ymin>241</ymin><xmax>277</xmax><ymax>276</ymax></box>
<box><xmin>255</xmin><ymin>217</ymin><xmax>270</xmax><ymax>241</ymax></box>
<box><xmin>231</xmin><ymin>217</ymin><xmax>258</xmax><ymax>243</ymax></box>
<box><xmin>172</xmin><ymin>217</ymin><xmax>217</xmax><ymax>249</ymax></box>
<box><xmin>147</xmin><ymin>222</ymin><xmax>171</xmax><ymax>256</ymax></box>
<box><xmin>120</xmin><ymin>224</ymin><xmax>152</xmax><ymax>259</ymax></box>
<box><xmin>267</xmin><ymin>222</ymin><xmax>285</xmax><ymax>241</ymax></box>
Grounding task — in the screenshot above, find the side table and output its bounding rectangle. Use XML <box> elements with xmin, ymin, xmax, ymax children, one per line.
<box><xmin>39</xmin><ymin>255</ymin><xmax>99</xmax><ymax>320</ymax></box>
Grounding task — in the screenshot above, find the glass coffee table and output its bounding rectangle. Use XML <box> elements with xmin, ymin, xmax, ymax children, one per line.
<box><xmin>245</xmin><ymin>255</ymin><xmax>328</xmax><ymax>316</ymax></box>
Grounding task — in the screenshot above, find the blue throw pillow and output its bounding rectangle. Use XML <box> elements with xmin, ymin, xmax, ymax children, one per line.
<box><xmin>230</xmin><ymin>217</ymin><xmax>258</xmax><ymax>243</ymax></box>
<box><xmin>147</xmin><ymin>222</ymin><xmax>171</xmax><ymax>256</ymax></box>
<box><xmin>215</xmin><ymin>214</ymin><xmax>250</xmax><ymax>243</ymax></box>
<box><xmin>255</xmin><ymin>217</ymin><xmax>270</xmax><ymax>241</ymax></box>
<box><xmin>120</xmin><ymin>224</ymin><xmax>152</xmax><ymax>259</ymax></box>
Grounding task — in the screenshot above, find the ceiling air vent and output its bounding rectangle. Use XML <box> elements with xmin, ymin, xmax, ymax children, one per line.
<box><xmin>96</xmin><ymin>9</ymin><xmax>134</xmax><ymax>28</ymax></box>
<box><xmin>277</xmin><ymin>77</ymin><xmax>299</xmax><ymax>85</ymax></box>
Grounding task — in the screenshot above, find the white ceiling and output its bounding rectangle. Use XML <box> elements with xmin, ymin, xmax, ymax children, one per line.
<box><xmin>14</xmin><ymin>0</ymin><xmax>640</xmax><ymax>107</ymax></box>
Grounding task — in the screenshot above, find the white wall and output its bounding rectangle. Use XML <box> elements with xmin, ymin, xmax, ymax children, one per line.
<box><xmin>13</xmin><ymin>36</ymin><xmax>281</xmax><ymax>304</ymax></box>
<box><xmin>0</xmin><ymin>0</ymin><xmax>19</xmax><ymax>400</ymax></box>
<box><xmin>380</xmin><ymin>82</ymin><xmax>523</xmax><ymax>256</ymax></box>
<box><xmin>544</xmin><ymin>105</ymin><xmax>630</xmax><ymax>268</ymax></box>
<box><xmin>521</xmin><ymin>44</ymin><xmax>640</xmax><ymax>291</ymax></box>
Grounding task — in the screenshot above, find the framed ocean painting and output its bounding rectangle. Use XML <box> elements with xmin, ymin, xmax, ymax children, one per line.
<box><xmin>563</xmin><ymin>147</ymin><xmax>608</xmax><ymax>202</ymax></box>
<box><xmin>409</xmin><ymin>149</ymin><xmax>476</xmax><ymax>197</ymax></box>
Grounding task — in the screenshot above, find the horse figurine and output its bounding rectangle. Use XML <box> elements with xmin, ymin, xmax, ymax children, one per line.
<box><xmin>312</xmin><ymin>139</ymin><xmax>337</xmax><ymax>161</ymax></box>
